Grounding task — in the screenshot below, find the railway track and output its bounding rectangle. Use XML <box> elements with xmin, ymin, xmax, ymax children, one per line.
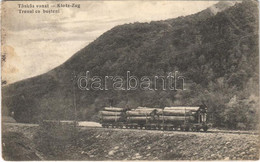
<box><xmin>3</xmin><ymin>122</ymin><xmax>258</xmax><ymax>135</ymax></box>
<box><xmin>79</xmin><ymin>125</ymin><xmax>259</xmax><ymax>135</ymax></box>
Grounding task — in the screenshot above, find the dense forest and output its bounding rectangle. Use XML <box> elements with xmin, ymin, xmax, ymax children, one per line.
<box><xmin>2</xmin><ymin>1</ymin><xmax>259</xmax><ymax>129</ymax></box>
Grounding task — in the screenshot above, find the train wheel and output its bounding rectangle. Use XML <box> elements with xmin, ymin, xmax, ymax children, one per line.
<box><xmin>203</xmin><ymin>127</ymin><xmax>208</xmax><ymax>132</ymax></box>
<box><xmin>185</xmin><ymin>127</ymin><xmax>190</xmax><ymax>131</ymax></box>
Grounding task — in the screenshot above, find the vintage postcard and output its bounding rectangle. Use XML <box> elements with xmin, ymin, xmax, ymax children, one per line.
<box><xmin>1</xmin><ymin>0</ymin><xmax>259</xmax><ymax>161</ymax></box>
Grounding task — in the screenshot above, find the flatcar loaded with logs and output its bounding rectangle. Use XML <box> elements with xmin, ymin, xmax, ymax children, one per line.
<box><xmin>99</xmin><ymin>105</ymin><xmax>209</xmax><ymax>132</ymax></box>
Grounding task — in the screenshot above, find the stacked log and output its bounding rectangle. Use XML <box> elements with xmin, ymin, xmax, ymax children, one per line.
<box><xmin>127</xmin><ymin>116</ymin><xmax>151</xmax><ymax>122</ymax></box>
<box><xmin>103</xmin><ymin>107</ymin><xmax>126</xmax><ymax>112</ymax></box>
<box><xmin>99</xmin><ymin>111</ymin><xmax>123</xmax><ymax>116</ymax></box>
<box><xmin>100</xmin><ymin>107</ymin><xmax>125</xmax><ymax>122</ymax></box>
<box><xmin>126</xmin><ymin>109</ymin><xmax>155</xmax><ymax>116</ymax></box>
<box><xmin>126</xmin><ymin>107</ymin><xmax>159</xmax><ymax>122</ymax></box>
<box><xmin>101</xmin><ymin>116</ymin><xmax>122</xmax><ymax>122</ymax></box>
<box><xmin>162</xmin><ymin>107</ymin><xmax>199</xmax><ymax>116</ymax></box>
<box><xmin>157</xmin><ymin>107</ymin><xmax>199</xmax><ymax>122</ymax></box>
<box><xmin>164</xmin><ymin>107</ymin><xmax>200</xmax><ymax>111</ymax></box>
<box><xmin>158</xmin><ymin>109</ymin><xmax>195</xmax><ymax>116</ymax></box>
<box><xmin>158</xmin><ymin>116</ymin><xmax>195</xmax><ymax>121</ymax></box>
<box><xmin>136</xmin><ymin>107</ymin><xmax>163</xmax><ymax>113</ymax></box>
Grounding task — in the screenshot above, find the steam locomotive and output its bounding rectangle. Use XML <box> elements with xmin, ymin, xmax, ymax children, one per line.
<box><xmin>99</xmin><ymin>105</ymin><xmax>209</xmax><ymax>132</ymax></box>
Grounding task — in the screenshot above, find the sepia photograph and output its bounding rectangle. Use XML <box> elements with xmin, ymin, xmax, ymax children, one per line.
<box><xmin>1</xmin><ymin>0</ymin><xmax>259</xmax><ymax>160</ymax></box>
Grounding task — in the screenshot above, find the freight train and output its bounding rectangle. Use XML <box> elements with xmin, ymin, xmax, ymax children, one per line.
<box><xmin>99</xmin><ymin>105</ymin><xmax>209</xmax><ymax>132</ymax></box>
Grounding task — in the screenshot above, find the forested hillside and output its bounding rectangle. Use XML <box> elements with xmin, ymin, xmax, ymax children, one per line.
<box><xmin>2</xmin><ymin>1</ymin><xmax>259</xmax><ymax>129</ymax></box>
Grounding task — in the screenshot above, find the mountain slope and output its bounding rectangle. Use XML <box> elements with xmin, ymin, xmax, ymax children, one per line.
<box><xmin>2</xmin><ymin>1</ymin><xmax>259</xmax><ymax>129</ymax></box>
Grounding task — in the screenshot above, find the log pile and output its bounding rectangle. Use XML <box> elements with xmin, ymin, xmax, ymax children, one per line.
<box><xmin>158</xmin><ymin>107</ymin><xmax>199</xmax><ymax>122</ymax></box>
<box><xmin>100</xmin><ymin>107</ymin><xmax>126</xmax><ymax>122</ymax></box>
<box><xmin>100</xmin><ymin>106</ymin><xmax>200</xmax><ymax>123</ymax></box>
<box><xmin>126</xmin><ymin>107</ymin><xmax>160</xmax><ymax>122</ymax></box>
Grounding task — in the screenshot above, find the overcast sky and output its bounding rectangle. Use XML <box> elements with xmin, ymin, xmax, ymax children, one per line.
<box><xmin>2</xmin><ymin>1</ymin><xmax>220</xmax><ymax>84</ymax></box>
